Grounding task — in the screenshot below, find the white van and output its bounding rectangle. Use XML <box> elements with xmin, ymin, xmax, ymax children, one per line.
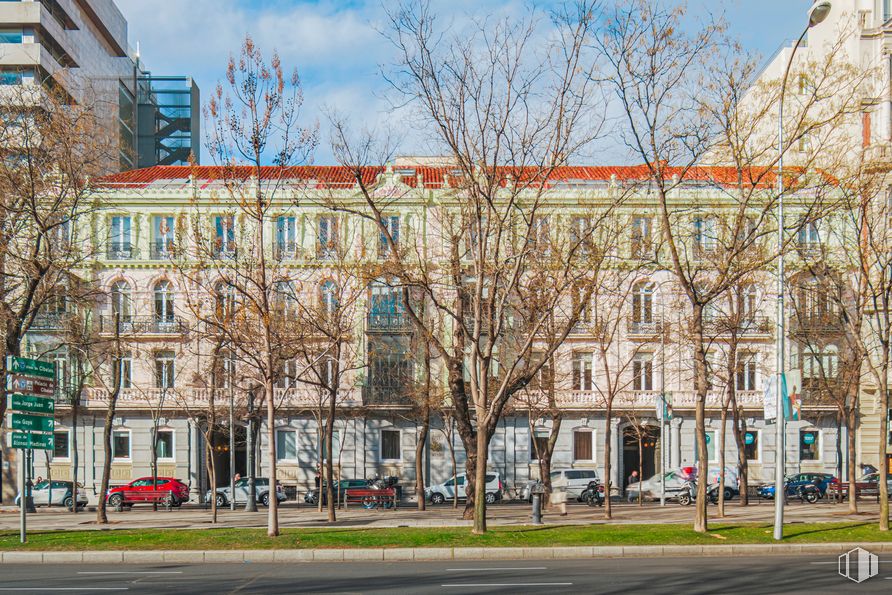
<box><xmin>550</xmin><ymin>469</ymin><xmax>599</xmax><ymax>499</ymax></box>
<box><xmin>426</xmin><ymin>472</ymin><xmax>503</xmax><ymax>505</ymax></box>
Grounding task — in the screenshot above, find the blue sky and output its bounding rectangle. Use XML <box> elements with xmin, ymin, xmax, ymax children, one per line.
<box><xmin>116</xmin><ymin>0</ymin><xmax>814</xmax><ymax>164</ymax></box>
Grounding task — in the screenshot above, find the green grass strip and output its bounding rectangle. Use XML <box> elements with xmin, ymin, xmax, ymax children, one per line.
<box><xmin>1</xmin><ymin>522</ymin><xmax>891</xmax><ymax>551</ymax></box>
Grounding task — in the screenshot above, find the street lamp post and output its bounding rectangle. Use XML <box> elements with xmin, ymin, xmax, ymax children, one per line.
<box><xmin>774</xmin><ymin>0</ymin><xmax>832</xmax><ymax>542</ymax></box>
<box><xmin>245</xmin><ymin>388</ymin><xmax>257</xmax><ymax>512</ymax></box>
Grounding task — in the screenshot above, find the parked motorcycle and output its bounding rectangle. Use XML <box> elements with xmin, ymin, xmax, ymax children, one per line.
<box><xmin>580</xmin><ymin>480</ymin><xmax>605</xmax><ymax>507</ymax></box>
<box><xmin>677</xmin><ymin>480</ymin><xmax>719</xmax><ymax>506</ymax></box>
<box><xmin>794</xmin><ymin>482</ymin><xmax>821</xmax><ymax>504</ymax></box>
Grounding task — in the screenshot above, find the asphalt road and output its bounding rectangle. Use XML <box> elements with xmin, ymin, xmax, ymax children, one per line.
<box><xmin>0</xmin><ymin>555</ymin><xmax>889</xmax><ymax>594</ymax></box>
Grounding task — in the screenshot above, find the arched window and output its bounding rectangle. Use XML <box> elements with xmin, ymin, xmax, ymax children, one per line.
<box><xmin>273</xmin><ymin>280</ymin><xmax>298</xmax><ymax>317</ymax></box>
<box><xmin>740</xmin><ymin>284</ymin><xmax>757</xmax><ymax>321</ymax></box>
<box><xmin>215</xmin><ymin>281</ymin><xmax>235</xmax><ymax>322</ymax></box>
<box><xmin>154</xmin><ymin>280</ymin><xmax>174</xmax><ymax>322</ymax></box>
<box><xmin>631</xmin><ymin>282</ymin><xmax>654</xmax><ymax>324</ymax></box>
<box><xmin>321</xmin><ymin>280</ymin><xmax>339</xmax><ymax>314</ymax></box>
<box><xmin>110</xmin><ymin>281</ymin><xmax>132</xmax><ymax>322</ymax></box>
<box><xmin>368</xmin><ymin>279</ymin><xmax>404</xmax><ymax>329</ymax></box>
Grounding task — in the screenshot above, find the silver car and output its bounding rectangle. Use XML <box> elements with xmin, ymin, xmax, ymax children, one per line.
<box><xmin>16</xmin><ymin>480</ymin><xmax>89</xmax><ymax>510</ymax></box>
<box><xmin>205</xmin><ymin>477</ymin><xmax>286</xmax><ymax>507</ymax></box>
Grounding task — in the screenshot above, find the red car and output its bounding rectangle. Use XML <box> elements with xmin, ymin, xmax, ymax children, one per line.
<box><xmin>106</xmin><ymin>477</ymin><xmax>190</xmax><ymax>508</ymax></box>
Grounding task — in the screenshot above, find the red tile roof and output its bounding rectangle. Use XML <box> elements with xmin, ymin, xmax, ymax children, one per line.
<box><xmin>98</xmin><ymin>164</ymin><xmax>777</xmax><ymax>190</ymax></box>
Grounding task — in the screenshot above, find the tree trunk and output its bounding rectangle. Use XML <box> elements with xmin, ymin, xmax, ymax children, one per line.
<box><xmin>416</xmin><ymin>406</ymin><xmax>429</xmax><ymax>511</ymax></box>
<box><xmin>325</xmin><ymin>386</ymin><xmax>337</xmax><ymax>523</ymax></box>
<box><xmin>538</xmin><ymin>414</ymin><xmax>562</xmax><ymax>507</ymax></box>
<box><xmin>266</xmin><ymin>382</ymin><xmax>279</xmax><ymax>536</ymax></box>
<box><xmin>717</xmin><ymin>405</ymin><xmax>728</xmax><ymax>518</ymax></box>
<box><xmin>637</xmin><ymin>431</ymin><xmax>643</xmax><ymax>507</ymax></box>
<box><xmin>692</xmin><ymin>307</ymin><xmax>709</xmax><ymax>533</ymax></box>
<box><xmin>448</xmin><ymin>423</ymin><xmax>458</xmax><ymax>509</ymax></box>
<box><xmin>731</xmin><ymin>401</ymin><xmax>748</xmax><ymax>506</ymax></box>
<box><xmin>207</xmin><ymin>429</ymin><xmax>217</xmax><ymax>524</ymax></box>
<box><xmin>845</xmin><ymin>406</ymin><xmax>858</xmax><ymax>514</ymax></box>
<box><xmin>71</xmin><ymin>395</ymin><xmax>78</xmax><ymax>514</ymax></box>
<box><xmin>472</xmin><ymin>428</ymin><xmax>489</xmax><ymax>534</ymax></box>
<box><xmin>96</xmin><ymin>393</ymin><xmax>117</xmax><ymax>524</ymax></box>
<box><xmin>457</xmin><ymin>427</ymin><xmax>477</xmax><ymax>520</ymax></box>
<box><xmin>879</xmin><ymin>382</ymin><xmax>889</xmax><ymax>531</ymax></box>
<box><xmin>603</xmin><ymin>402</ymin><xmax>613</xmax><ymax>519</ymax></box>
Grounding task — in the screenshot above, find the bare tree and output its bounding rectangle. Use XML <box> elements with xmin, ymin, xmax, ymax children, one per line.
<box><xmin>0</xmin><ymin>83</ymin><xmax>112</xmax><ymax>500</ymax></box>
<box><xmin>191</xmin><ymin>35</ymin><xmax>317</xmax><ymax>536</ymax></box>
<box><xmin>598</xmin><ymin>0</ymin><xmax>865</xmax><ymax>533</ymax></box>
<box><xmin>285</xmin><ymin>241</ymin><xmax>365</xmax><ymax>522</ymax></box>
<box><xmin>328</xmin><ymin>0</ymin><xmax>607</xmax><ymax>534</ymax></box>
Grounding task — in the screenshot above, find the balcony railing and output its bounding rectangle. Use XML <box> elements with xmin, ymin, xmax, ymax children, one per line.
<box><xmin>29</xmin><ymin>313</ymin><xmax>70</xmax><ymax>331</ymax></box>
<box><xmin>362</xmin><ymin>384</ymin><xmax>414</xmax><ymax>406</ymax></box>
<box><xmin>627</xmin><ymin>319</ymin><xmax>662</xmax><ymax>336</ymax></box>
<box><xmin>99</xmin><ymin>315</ymin><xmax>188</xmax><ymax>335</ymax></box>
<box><xmin>367</xmin><ymin>312</ymin><xmax>412</xmax><ymax>333</ymax></box>
<box><xmin>791</xmin><ymin>314</ymin><xmax>844</xmax><ymax>333</ymax></box>
<box><xmin>106</xmin><ymin>244</ymin><xmax>134</xmax><ymax>260</ymax></box>
<box><xmin>704</xmin><ymin>315</ymin><xmax>771</xmax><ymax>336</ymax></box>
<box><xmin>150</xmin><ymin>242</ymin><xmax>176</xmax><ymax>260</ymax></box>
<box><xmin>273</xmin><ymin>242</ymin><xmax>298</xmax><ymax>260</ymax></box>
<box><xmin>796</xmin><ymin>243</ymin><xmax>823</xmax><ymax>259</ymax></box>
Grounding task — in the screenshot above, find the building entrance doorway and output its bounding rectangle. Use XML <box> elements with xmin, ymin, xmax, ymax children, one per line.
<box><xmin>622</xmin><ymin>424</ymin><xmax>661</xmax><ymax>485</ymax></box>
<box><xmin>210</xmin><ymin>425</ymin><xmax>247</xmax><ymax>488</ymax></box>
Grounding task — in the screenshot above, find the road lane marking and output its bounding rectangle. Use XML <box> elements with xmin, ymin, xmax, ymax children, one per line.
<box><xmin>78</xmin><ymin>572</ymin><xmax>183</xmax><ymax>575</ymax></box>
<box><xmin>0</xmin><ymin>589</ymin><xmax>128</xmax><ymax>592</ymax></box>
<box><xmin>442</xmin><ymin>583</ymin><xmax>572</xmax><ymax>587</ymax></box>
<box><xmin>446</xmin><ymin>567</ymin><xmax>548</xmax><ymax>571</ymax></box>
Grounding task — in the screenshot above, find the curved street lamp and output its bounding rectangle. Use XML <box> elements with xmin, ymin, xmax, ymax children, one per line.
<box><xmin>774</xmin><ymin>0</ymin><xmax>832</xmax><ymax>542</ymax></box>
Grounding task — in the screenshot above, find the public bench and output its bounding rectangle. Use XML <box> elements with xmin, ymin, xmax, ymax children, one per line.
<box><xmin>344</xmin><ymin>488</ymin><xmax>398</xmax><ymax>510</ymax></box>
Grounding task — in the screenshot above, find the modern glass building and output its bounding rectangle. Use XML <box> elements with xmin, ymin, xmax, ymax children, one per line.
<box><xmin>137</xmin><ymin>75</ymin><xmax>200</xmax><ymax>167</ymax></box>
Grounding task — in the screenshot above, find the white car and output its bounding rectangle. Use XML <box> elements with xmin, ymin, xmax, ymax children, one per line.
<box><xmin>627</xmin><ymin>467</ymin><xmax>738</xmax><ymax>501</ymax></box>
<box><xmin>16</xmin><ymin>480</ymin><xmax>89</xmax><ymax>510</ymax></box>
<box><xmin>549</xmin><ymin>469</ymin><xmax>599</xmax><ymax>499</ymax></box>
<box><xmin>426</xmin><ymin>472</ymin><xmax>502</xmax><ymax>505</ymax></box>
<box><xmin>205</xmin><ymin>477</ymin><xmax>285</xmax><ymax>507</ymax></box>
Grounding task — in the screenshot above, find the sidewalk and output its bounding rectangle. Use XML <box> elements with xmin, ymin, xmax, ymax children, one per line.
<box><xmin>0</xmin><ymin>500</ymin><xmax>879</xmax><ymax>531</ymax></box>
<box><xmin>2</xmin><ymin>542</ymin><xmax>891</xmax><ymax>564</ymax></box>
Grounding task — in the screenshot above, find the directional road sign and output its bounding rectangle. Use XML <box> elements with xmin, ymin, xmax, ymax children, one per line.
<box><xmin>6</xmin><ymin>375</ymin><xmax>54</xmax><ymax>397</ymax></box>
<box><xmin>8</xmin><ymin>394</ymin><xmax>54</xmax><ymax>415</ymax></box>
<box><xmin>10</xmin><ymin>413</ymin><xmax>54</xmax><ymax>433</ymax></box>
<box><xmin>9</xmin><ymin>432</ymin><xmax>54</xmax><ymax>451</ymax></box>
<box><xmin>7</xmin><ymin>357</ymin><xmax>54</xmax><ymax>379</ymax></box>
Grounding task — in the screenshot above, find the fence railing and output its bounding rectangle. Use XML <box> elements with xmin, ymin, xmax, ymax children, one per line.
<box><xmin>367</xmin><ymin>312</ymin><xmax>412</xmax><ymax>332</ymax></box>
<box><xmin>99</xmin><ymin>315</ymin><xmax>188</xmax><ymax>335</ymax></box>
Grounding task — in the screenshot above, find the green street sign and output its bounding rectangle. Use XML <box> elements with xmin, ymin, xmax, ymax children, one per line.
<box><xmin>9</xmin><ymin>394</ymin><xmax>54</xmax><ymax>415</ymax></box>
<box><xmin>10</xmin><ymin>413</ymin><xmax>54</xmax><ymax>433</ymax></box>
<box><xmin>10</xmin><ymin>432</ymin><xmax>54</xmax><ymax>450</ymax></box>
<box><xmin>7</xmin><ymin>357</ymin><xmax>54</xmax><ymax>379</ymax></box>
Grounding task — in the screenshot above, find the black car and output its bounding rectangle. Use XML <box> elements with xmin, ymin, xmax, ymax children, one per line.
<box><xmin>304</xmin><ymin>478</ymin><xmax>369</xmax><ymax>505</ymax></box>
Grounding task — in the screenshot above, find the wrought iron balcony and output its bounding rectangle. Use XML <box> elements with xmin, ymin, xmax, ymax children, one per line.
<box><xmin>273</xmin><ymin>242</ymin><xmax>298</xmax><ymax>260</ymax></box>
<box><xmin>29</xmin><ymin>313</ymin><xmax>70</xmax><ymax>331</ymax></box>
<box><xmin>627</xmin><ymin>319</ymin><xmax>662</xmax><ymax>336</ymax></box>
<box><xmin>150</xmin><ymin>242</ymin><xmax>176</xmax><ymax>260</ymax></box>
<box><xmin>791</xmin><ymin>314</ymin><xmax>844</xmax><ymax>333</ymax></box>
<box><xmin>362</xmin><ymin>384</ymin><xmax>414</xmax><ymax>406</ymax></box>
<box><xmin>704</xmin><ymin>315</ymin><xmax>771</xmax><ymax>336</ymax></box>
<box><xmin>99</xmin><ymin>315</ymin><xmax>188</xmax><ymax>335</ymax></box>
<box><xmin>106</xmin><ymin>244</ymin><xmax>135</xmax><ymax>260</ymax></box>
<box><xmin>367</xmin><ymin>312</ymin><xmax>412</xmax><ymax>333</ymax></box>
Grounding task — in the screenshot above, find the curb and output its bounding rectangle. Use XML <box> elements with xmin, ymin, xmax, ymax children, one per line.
<box><xmin>3</xmin><ymin>542</ymin><xmax>892</xmax><ymax>564</ymax></box>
